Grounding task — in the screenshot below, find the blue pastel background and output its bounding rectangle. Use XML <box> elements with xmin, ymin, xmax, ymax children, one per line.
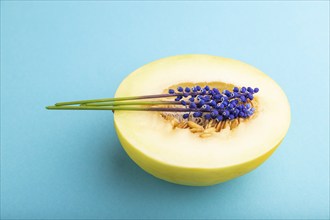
<box><xmin>1</xmin><ymin>1</ymin><xmax>329</xmax><ymax>219</ymax></box>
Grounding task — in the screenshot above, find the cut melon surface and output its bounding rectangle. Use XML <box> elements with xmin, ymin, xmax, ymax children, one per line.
<box><xmin>114</xmin><ymin>54</ymin><xmax>290</xmax><ymax>186</ymax></box>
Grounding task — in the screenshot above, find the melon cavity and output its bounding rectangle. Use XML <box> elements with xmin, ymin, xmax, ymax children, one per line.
<box><xmin>160</xmin><ymin>81</ymin><xmax>259</xmax><ymax>137</ymax></box>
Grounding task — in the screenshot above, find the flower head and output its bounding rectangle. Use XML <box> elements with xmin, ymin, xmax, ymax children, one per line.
<box><xmin>168</xmin><ymin>85</ymin><xmax>259</xmax><ymax>121</ymax></box>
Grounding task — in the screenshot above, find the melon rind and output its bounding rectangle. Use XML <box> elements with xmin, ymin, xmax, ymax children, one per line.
<box><xmin>114</xmin><ymin>54</ymin><xmax>290</xmax><ymax>186</ymax></box>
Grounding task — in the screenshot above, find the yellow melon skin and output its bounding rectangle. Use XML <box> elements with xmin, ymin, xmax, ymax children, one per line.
<box><xmin>114</xmin><ymin>54</ymin><xmax>290</xmax><ymax>186</ymax></box>
<box><xmin>115</xmin><ymin>122</ymin><xmax>282</xmax><ymax>186</ymax></box>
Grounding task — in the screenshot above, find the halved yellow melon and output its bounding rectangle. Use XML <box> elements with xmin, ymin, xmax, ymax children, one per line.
<box><xmin>114</xmin><ymin>54</ymin><xmax>290</xmax><ymax>186</ymax></box>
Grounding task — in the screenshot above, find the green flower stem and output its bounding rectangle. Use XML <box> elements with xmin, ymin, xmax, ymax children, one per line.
<box><xmin>46</xmin><ymin>105</ymin><xmax>201</xmax><ymax>112</ymax></box>
<box><xmin>83</xmin><ymin>101</ymin><xmax>180</xmax><ymax>106</ymax></box>
<box><xmin>55</xmin><ymin>94</ymin><xmax>181</xmax><ymax>106</ymax></box>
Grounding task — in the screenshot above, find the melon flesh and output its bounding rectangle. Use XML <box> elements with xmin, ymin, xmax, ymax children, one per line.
<box><xmin>114</xmin><ymin>54</ymin><xmax>290</xmax><ymax>186</ymax></box>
